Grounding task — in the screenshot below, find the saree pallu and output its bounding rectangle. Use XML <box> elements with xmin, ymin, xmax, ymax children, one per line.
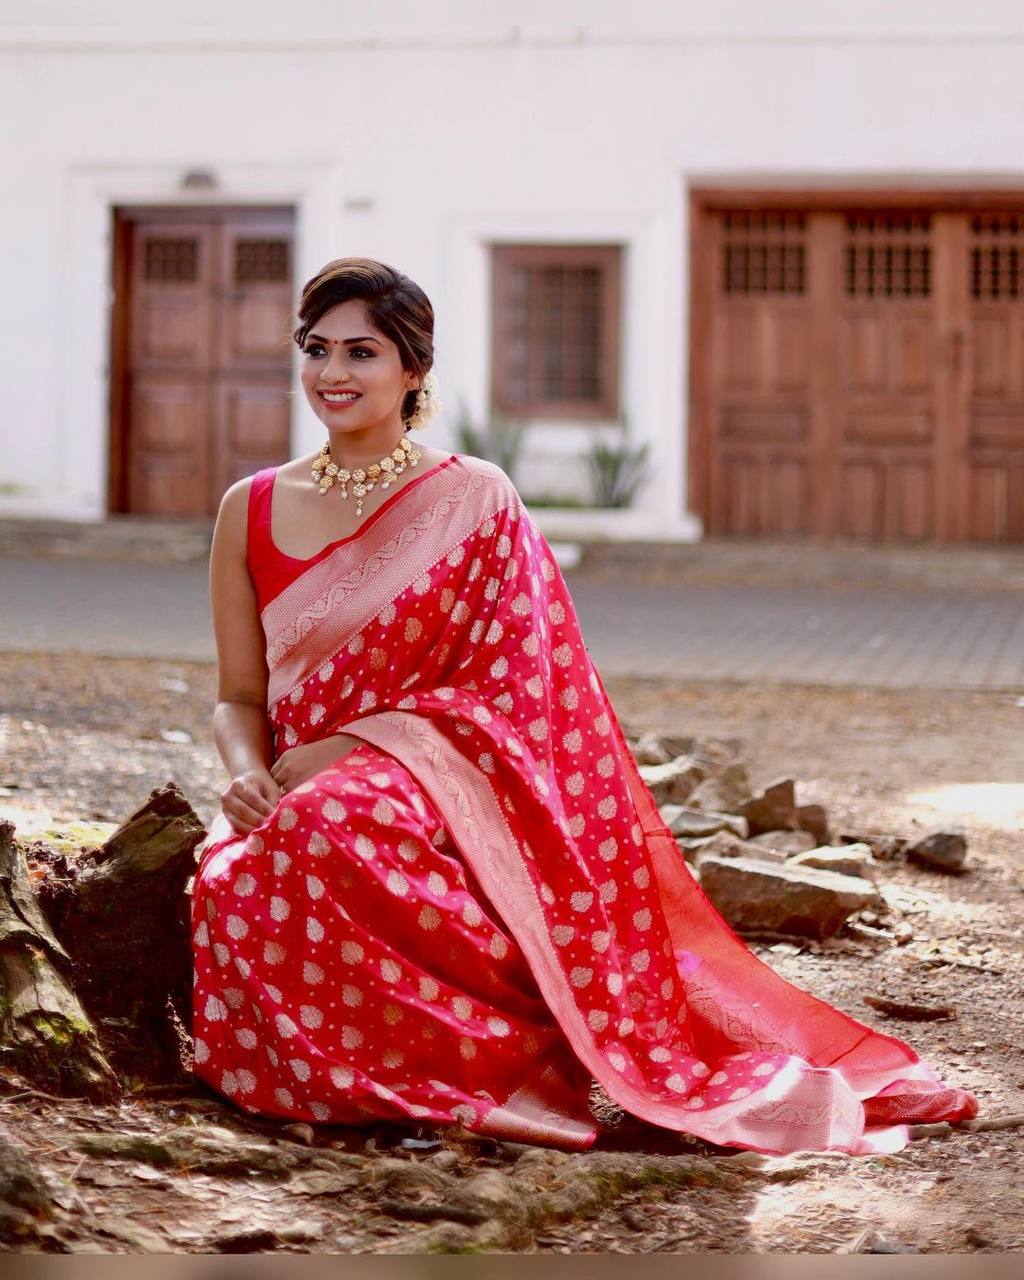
<box><xmin>191</xmin><ymin>453</ymin><xmax>977</xmax><ymax>1155</ymax></box>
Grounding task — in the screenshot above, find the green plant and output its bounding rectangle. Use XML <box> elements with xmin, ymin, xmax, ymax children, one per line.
<box><xmin>453</xmin><ymin>397</ymin><xmax>528</xmax><ymax>484</ymax></box>
<box><xmin>586</xmin><ymin>422</ymin><xmax>650</xmax><ymax>507</ymax></box>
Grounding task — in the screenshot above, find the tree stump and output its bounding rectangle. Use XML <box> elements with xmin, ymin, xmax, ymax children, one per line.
<box><xmin>0</xmin><ymin>819</ymin><xmax>118</xmax><ymax>1100</ymax></box>
<box><xmin>3</xmin><ymin>782</ymin><xmax>206</xmax><ymax>1098</ymax></box>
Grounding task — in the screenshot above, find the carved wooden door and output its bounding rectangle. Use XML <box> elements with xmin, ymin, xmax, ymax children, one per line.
<box><xmin>835</xmin><ymin>211</ymin><xmax>942</xmax><ymax>540</ymax></box>
<box><xmin>693</xmin><ymin>201</ymin><xmax>1024</xmax><ymax>543</ymax></box>
<box><xmin>114</xmin><ymin>207</ymin><xmax>294</xmax><ymax>517</ymax></box>
<box><xmin>964</xmin><ymin>214</ymin><xmax>1024</xmax><ymax>541</ymax></box>
<box><xmin>702</xmin><ymin>210</ymin><xmax>818</xmax><ymax>537</ymax></box>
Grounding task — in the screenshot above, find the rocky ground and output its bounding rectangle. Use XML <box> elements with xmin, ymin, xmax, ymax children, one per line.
<box><xmin>1</xmin><ymin>651</ymin><xmax>1022</xmax><ymax>1254</ymax></box>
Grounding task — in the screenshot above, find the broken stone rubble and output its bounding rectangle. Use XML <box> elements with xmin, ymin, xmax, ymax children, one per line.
<box><xmin>625</xmin><ymin>732</ymin><xmax>968</xmax><ymax>941</ymax></box>
<box><xmin>788</xmin><ymin>843</ymin><xmax>880</xmax><ymax>882</ymax></box>
<box><xmin>906</xmin><ymin>830</ymin><xmax>969</xmax><ymax>874</ymax></box>
<box><xmin>697</xmin><ymin>856</ymin><xmax>884</xmax><ymax>941</ymax></box>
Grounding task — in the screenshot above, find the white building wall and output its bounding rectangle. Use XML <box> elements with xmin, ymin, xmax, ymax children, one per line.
<box><xmin>3</xmin><ymin>1</ymin><xmax>1024</xmax><ymax>537</ymax></box>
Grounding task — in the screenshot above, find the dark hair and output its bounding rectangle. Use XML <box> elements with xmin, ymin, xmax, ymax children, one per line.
<box><xmin>292</xmin><ymin>257</ymin><xmax>434</xmax><ymax>429</ymax></box>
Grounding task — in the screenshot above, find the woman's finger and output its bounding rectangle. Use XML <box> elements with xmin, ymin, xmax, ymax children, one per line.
<box><xmin>227</xmin><ymin>779</ymin><xmax>274</xmax><ymax>822</ymax></box>
<box><xmin>244</xmin><ymin>779</ymin><xmax>279</xmax><ymax>814</ymax></box>
<box><xmin>263</xmin><ymin>780</ymin><xmax>284</xmax><ymax>803</ymax></box>
<box><xmin>224</xmin><ymin>795</ymin><xmax>268</xmax><ymax>834</ymax></box>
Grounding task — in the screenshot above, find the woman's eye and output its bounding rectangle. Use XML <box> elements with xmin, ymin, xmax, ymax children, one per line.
<box><xmin>303</xmin><ymin>344</ymin><xmax>373</xmax><ymax>358</ymax></box>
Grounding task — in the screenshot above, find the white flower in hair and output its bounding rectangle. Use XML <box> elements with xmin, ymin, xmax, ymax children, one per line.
<box><xmin>405</xmin><ymin>369</ymin><xmax>441</xmax><ymax>430</ymax></box>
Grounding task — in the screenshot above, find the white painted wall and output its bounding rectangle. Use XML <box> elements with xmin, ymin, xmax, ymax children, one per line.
<box><xmin>3</xmin><ymin>2</ymin><xmax>1024</xmax><ymax>539</ymax></box>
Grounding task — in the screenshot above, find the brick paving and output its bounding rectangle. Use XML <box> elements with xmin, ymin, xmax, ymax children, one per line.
<box><xmin>1</xmin><ymin>553</ymin><xmax>1021</xmax><ymax>691</ymax></box>
<box><xmin>568</xmin><ymin>577</ymin><xmax>1024</xmax><ymax>691</ymax></box>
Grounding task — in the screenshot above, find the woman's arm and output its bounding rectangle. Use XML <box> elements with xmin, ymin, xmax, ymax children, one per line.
<box><xmin>208</xmin><ymin>478</ymin><xmax>282</xmax><ymax>831</ymax></box>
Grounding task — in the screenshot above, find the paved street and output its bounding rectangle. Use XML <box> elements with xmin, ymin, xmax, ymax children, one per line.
<box><xmin>1</xmin><ymin>555</ymin><xmax>1021</xmax><ymax>691</ymax></box>
<box><xmin>1</xmin><ymin>559</ymin><xmax>215</xmax><ymax>662</ymax></box>
<box><xmin>568</xmin><ymin>576</ymin><xmax>1023</xmax><ymax>691</ymax></box>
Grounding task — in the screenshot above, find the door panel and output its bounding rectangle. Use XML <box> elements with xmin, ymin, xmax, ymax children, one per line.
<box><xmin>118</xmin><ymin>208</ymin><xmax>294</xmax><ymax>517</ymax></box>
<box><xmin>216</xmin><ymin>222</ymin><xmax>294</xmax><ymax>371</ymax></box>
<box><xmin>837</xmin><ymin>212</ymin><xmax>938</xmax><ymax>541</ymax></box>
<box><xmin>211</xmin><ymin>378</ymin><xmax>293</xmax><ymax>499</ymax></box>
<box><xmin>966</xmin><ymin>215</ymin><xmax>1024</xmax><ymax>541</ymax></box>
<box><xmin>707</xmin><ymin>211</ymin><xmax>817</xmax><ymax>537</ymax></box>
<box><xmin>210</xmin><ymin>217</ymin><xmax>294</xmax><ymax>507</ymax></box>
<box><xmin>126</xmin><ymin>223</ymin><xmax>215</xmax><ymax>514</ymax></box>
<box><xmin>128</xmin><ymin>375</ymin><xmax>208</xmax><ymax>517</ymax></box>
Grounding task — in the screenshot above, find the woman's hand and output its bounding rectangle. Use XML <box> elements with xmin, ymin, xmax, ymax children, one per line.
<box><xmin>221</xmin><ymin>767</ymin><xmax>284</xmax><ymax>836</ymax></box>
<box><xmin>269</xmin><ymin>733</ymin><xmax>362</xmax><ymax>795</ymax></box>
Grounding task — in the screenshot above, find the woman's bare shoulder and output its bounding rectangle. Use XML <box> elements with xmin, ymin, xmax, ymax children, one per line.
<box><xmin>212</xmin><ymin>471</ymin><xmax>261</xmax><ymax>557</ymax></box>
<box><xmin>216</xmin><ymin>474</ymin><xmax>252</xmax><ymax>523</ymax></box>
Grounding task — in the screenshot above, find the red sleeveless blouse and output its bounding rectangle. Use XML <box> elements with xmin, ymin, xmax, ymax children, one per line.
<box><xmin>246</xmin><ymin>457</ymin><xmax>460</xmax><ymax>613</ymax></box>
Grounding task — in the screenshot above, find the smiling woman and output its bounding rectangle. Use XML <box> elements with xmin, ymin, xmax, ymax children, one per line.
<box><xmin>188</xmin><ymin>256</ymin><xmax>978</xmax><ymax>1155</ymax></box>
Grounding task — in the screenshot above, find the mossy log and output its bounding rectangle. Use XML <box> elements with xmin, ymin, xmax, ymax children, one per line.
<box><xmin>0</xmin><ymin>819</ymin><xmax>118</xmax><ymax>1100</ymax></box>
<box><xmin>3</xmin><ymin>782</ymin><xmax>206</xmax><ymax>1098</ymax></box>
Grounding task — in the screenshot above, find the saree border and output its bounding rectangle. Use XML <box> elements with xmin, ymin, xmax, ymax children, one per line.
<box><xmin>472</xmin><ymin>1083</ymin><xmax>598</xmax><ymax>1149</ymax></box>
<box><xmin>263</xmin><ymin>459</ymin><xmax>522</xmax><ymax>711</ymax></box>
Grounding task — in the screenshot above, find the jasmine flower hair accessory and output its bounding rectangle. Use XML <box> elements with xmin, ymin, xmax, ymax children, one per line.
<box><xmin>405</xmin><ymin>369</ymin><xmax>442</xmax><ymax>430</ymax></box>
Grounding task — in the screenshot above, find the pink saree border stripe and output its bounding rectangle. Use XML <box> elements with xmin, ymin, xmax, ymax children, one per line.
<box><xmin>263</xmin><ymin>459</ymin><xmax>521</xmax><ymax>711</ymax></box>
<box><xmin>470</xmin><ymin>1041</ymin><xmax>599</xmax><ymax>1149</ymax></box>
<box><xmin>473</xmin><ymin>1089</ymin><xmax>598</xmax><ymax>1150</ymax></box>
<box><xmin>334</xmin><ymin>710</ymin><xmax>918</xmax><ymax>1155</ymax></box>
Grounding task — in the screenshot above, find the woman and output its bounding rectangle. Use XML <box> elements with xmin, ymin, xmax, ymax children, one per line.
<box><xmin>190</xmin><ymin>257</ymin><xmax>977</xmax><ymax>1156</ymax></box>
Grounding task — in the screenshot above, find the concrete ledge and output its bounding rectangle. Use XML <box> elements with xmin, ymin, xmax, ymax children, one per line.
<box><xmin>529</xmin><ymin>505</ymin><xmax>704</xmax><ymax>544</ymax></box>
<box><xmin>574</xmin><ymin>534</ymin><xmax>1024</xmax><ymax>591</ymax></box>
<box><xmin>0</xmin><ymin>515</ymin><xmax>215</xmax><ymax>563</ymax></box>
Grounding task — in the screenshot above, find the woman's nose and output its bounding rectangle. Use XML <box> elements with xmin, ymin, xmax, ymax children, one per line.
<box><xmin>322</xmin><ymin>348</ymin><xmax>349</xmax><ymax>381</ymax></box>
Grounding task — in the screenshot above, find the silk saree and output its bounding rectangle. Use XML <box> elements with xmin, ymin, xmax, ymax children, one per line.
<box><xmin>190</xmin><ymin>452</ymin><xmax>977</xmax><ymax>1155</ymax></box>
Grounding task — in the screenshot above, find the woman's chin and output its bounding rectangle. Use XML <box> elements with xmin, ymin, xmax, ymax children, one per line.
<box><xmin>319</xmin><ymin>413</ymin><xmax>367</xmax><ymax>433</ymax></box>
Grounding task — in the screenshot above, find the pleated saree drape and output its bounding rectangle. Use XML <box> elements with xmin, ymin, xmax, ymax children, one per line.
<box><xmin>190</xmin><ymin>454</ymin><xmax>977</xmax><ymax>1155</ymax></box>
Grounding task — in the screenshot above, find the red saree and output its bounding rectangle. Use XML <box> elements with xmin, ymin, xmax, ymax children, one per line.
<box><xmin>190</xmin><ymin>452</ymin><xmax>977</xmax><ymax>1155</ymax></box>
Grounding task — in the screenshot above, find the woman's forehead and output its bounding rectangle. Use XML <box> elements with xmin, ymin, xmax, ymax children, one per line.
<box><xmin>315</xmin><ymin>299</ymin><xmax>377</xmax><ymax>332</ymax></box>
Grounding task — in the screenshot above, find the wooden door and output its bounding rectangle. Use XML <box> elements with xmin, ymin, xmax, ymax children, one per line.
<box><xmin>964</xmin><ymin>214</ymin><xmax>1024</xmax><ymax>541</ymax></box>
<box><xmin>699</xmin><ymin>210</ymin><xmax>820</xmax><ymax>537</ymax></box>
<box><xmin>690</xmin><ymin>197</ymin><xmax>1024</xmax><ymax>544</ymax></box>
<box><xmin>111</xmin><ymin>207</ymin><xmax>294</xmax><ymax>517</ymax></box>
<box><xmin>836</xmin><ymin>211</ymin><xmax>942</xmax><ymax>540</ymax></box>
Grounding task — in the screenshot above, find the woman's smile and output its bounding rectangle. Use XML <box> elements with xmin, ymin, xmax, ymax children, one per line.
<box><xmin>319</xmin><ymin>390</ymin><xmax>362</xmax><ymax>408</ymax></box>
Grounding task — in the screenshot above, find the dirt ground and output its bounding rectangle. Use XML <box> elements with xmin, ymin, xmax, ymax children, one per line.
<box><xmin>0</xmin><ymin>650</ymin><xmax>1022</xmax><ymax>1254</ymax></box>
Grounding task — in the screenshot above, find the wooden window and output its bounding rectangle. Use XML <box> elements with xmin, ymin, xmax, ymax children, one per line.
<box><xmin>970</xmin><ymin>214</ymin><xmax>1024</xmax><ymax>299</ymax></box>
<box><xmin>144</xmin><ymin>236</ymin><xmax>198</xmax><ymax>282</ymax></box>
<box><xmin>720</xmin><ymin>210</ymin><xmax>806</xmax><ymax>295</ymax></box>
<box><xmin>235</xmin><ymin>237</ymin><xmax>290</xmax><ymax>284</ymax></box>
<box><xmin>844</xmin><ymin>212</ymin><xmax>932</xmax><ymax>298</ymax></box>
<box><xmin>491</xmin><ymin>244</ymin><xmax>621</xmax><ymax>419</ymax></box>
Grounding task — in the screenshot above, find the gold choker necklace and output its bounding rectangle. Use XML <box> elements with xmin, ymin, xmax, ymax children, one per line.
<box><xmin>311</xmin><ymin>436</ymin><xmax>422</xmax><ymax>516</ymax></box>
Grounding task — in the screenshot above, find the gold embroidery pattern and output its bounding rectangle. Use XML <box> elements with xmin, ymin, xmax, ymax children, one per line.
<box><xmin>264</xmin><ymin>464</ymin><xmax>523</xmax><ymax>709</ymax></box>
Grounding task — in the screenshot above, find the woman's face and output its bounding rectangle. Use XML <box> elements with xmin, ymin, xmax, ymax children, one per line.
<box><xmin>299</xmin><ymin>299</ymin><xmax>419</xmax><ymax>444</ymax></box>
